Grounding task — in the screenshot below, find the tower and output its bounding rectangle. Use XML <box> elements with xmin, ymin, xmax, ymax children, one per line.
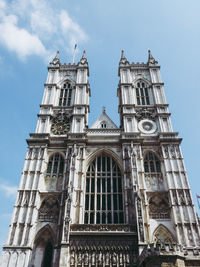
<box><xmin>1</xmin><ymin>50</ymin><xmax>200</xmax><ymax>267</ymax></box>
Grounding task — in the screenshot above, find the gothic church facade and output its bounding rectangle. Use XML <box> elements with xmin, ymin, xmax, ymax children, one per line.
<box><xmin>1</xmin><ymin>51</ymin><xmax>200</xmax><ymax>267</ymax></box>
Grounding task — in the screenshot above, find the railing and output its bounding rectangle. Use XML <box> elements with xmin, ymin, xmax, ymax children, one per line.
<box><xmin>70</xmin><ymin>224</ymin><xmax>136</xmax><ymax>232</ymax></box>
<box><xmin>149</xmin><ymin>212</ymin><xmax>170</xmax><ymax>220</ymax></box>
<box><xmin>86</xmin><ymin>129</ymin><xmax>121</xmax><ymax>134</ymax></box>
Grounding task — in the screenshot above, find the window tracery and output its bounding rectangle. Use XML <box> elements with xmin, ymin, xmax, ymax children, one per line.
<box><xmin>59</xmin><ymin>82</ymin><xmax>73</xmax><ymax>106</ymax></box>
<box><xmin>45</xmin><ymin>153</ymin><xmax>64</xmax><ymax>191</ymax></box>
<box><xmin>135</xmin><ymin>81</ymin><xmax>150</xmax><ymax>105</ymax></box>
<box><xmin>38</xmin><ymin>197</ymin><xmax>59</xmax><ymax>223</ymax></box>
<box><xmin>144</xmin><ymin>152</ymin><xmax>164</xmax><ymax>191</ymax></box>
<box><xmin>84</xmin><ymin>153</ymin><xmax>124</xmax><ymax>224</ymax></box>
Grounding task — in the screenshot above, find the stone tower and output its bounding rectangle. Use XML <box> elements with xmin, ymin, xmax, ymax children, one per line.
<box><xmin>1</xmin><ymin>50</ymin><xmax>200</xmax><ymax>267</ymax></box>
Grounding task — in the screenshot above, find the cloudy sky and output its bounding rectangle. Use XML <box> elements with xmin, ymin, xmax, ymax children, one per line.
<box><xmin>0</xmin><ymin>0</ymin><xmax>200</xmax><ymax>250</ymax></box>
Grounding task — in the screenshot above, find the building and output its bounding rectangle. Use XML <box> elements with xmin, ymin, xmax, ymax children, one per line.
<box><xmin>1</xmin><ymin>50</ymin><xmax>200</xmax><ymax>267</ymax></box>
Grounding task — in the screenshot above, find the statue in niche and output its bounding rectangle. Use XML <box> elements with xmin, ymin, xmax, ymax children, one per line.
<box><xmin>112</xmin><ymin>252</ymin><xmax>117</xmax><ymax>264</ymax></box>
<box><xmin>170</xmin><ymin>145</ymin><xmax>176</xmax><ymax>159</ymax></box>
<box><xmin>70</xmin><ymin>253</ymin><xmax>75</xmax><ymax>265</ymax></box>
<box><xmin>105</xmin><ymin>252</ymin><xmax>110</xmax><ymax>265</ymax></box>
<box><xmin>84</xmin><ymin>252</ymin><xmax>89</xmax><ymax>265</ymax></box>
<box><xmin>91</xmin><ymin>252</ymin><xmax>95</xmax><ymax>265</ymax></box>
<box><xmin>163</xmin><ymin>146</ymin><xmax>169</xmax><ymax>158</ymax></box>
<box><xmin>130</xmin><ymin>146</ymin><xmax>137</xmax><ymax>168</ymax></box>
<box><xmin>119</xmin><ymin>253</ymin><xmax>123</xmax><ymax>265</ymax></box>
<box><xmin>77</xmin><ymin>253</ymin><xmax>82</xmax><ymax>265</ymax></box>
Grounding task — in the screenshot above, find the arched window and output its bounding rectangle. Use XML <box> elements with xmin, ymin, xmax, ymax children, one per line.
<box><xmin>144</xmin><ymin>152</ymin><xmax>164</xmax><ymax>191</ymax></box>
<box><xmin>45</xmin><ymin>153</ymin><xmax>64</xmax><ymax>191</ymax></box>
<box><xmin>144</xmin><ymin>152</ymin><xmax>161</xmax><ymax>173</ymax></box>
<box><xmin>59</xmin><ymin>82</ymin><xmax>73</xmax><ymax>106</ymax></box>
<box><xmin>136</xmin><ymin>81</ymin><xmax>150</xmax><ymax>105</ymax></box>
<box><xmin>84</xmin><ymin>153</ymin><xmax>124</xmax><ymax>224</ymax></box>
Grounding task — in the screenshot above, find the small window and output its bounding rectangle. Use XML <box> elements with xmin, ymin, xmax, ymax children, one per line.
<box><xmin>101</xmin><ymin>122</ymin><xmax>107</xmax><ymax>128</ymax></box>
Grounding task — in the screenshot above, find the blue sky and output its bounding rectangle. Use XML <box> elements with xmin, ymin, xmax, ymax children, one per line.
<box><xmin>0</xmin><ymin>0</ymin><xmax>200</xmax><ymax>250</ymax></box>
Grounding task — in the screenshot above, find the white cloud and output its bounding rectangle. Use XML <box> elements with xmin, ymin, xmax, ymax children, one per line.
<box><xmin>0</xmin><ymin>184</ymin><xmax>17</xmax><ymax>197</ymax></box>
<box><xmin>0</xmin><ymin>0</ymin><xmax>88</xmax><ymax>61</ymax></box>
<box><xmin>0</xmin><ymin>15</ymin><xmax>47</xmax><ymax>60</ymax></box>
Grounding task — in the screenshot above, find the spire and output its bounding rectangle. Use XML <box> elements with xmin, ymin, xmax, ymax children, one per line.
<box><xmin>102</xmin><ymin>106</ymin><xmax>106</xmax><ymax>113</ymax></box>
<box><xmin>82</xmin><ymin>50</ymin><xmax>86</xmax><ymax>59</ymax></box>
<box><xmin>50</xmin><ymin>50</ymin><xmax>60</xmax><ymax>66</ymax></box>
<box><xmin>148</xmin><ymin>49</ymin><xmax>158</xmax><ymax>65</ymax></box>
<box><xmin>119</xmin><ymin>49</ymin><xmax>129</xmax><ymax>66</ymax></box>
<box><xmin>78</xmin><ymin>50</ymin><xmax>88</xmax><ymax>66</ymax></box>
<box><xmin>121</xmin><ymin>50</ymin><xmax>125</xmax><ymax>59</ymax></box>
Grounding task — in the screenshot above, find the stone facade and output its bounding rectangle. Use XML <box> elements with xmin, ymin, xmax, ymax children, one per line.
<box><xmin>1</xmin><ymin>50</ymin><xmax>200</xmax><ymax>267</ymax></box>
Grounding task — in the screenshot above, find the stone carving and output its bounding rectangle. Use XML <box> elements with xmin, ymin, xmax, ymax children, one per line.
<box><xmin>69</xmin><ymin>239</ymin><xmax>136</xmax><ymax>266</ymax></box>
<box><xmin>153</xmin><ymin>225</ymin><xmax>175</xmax><ymax>247</ymax></box>
<box><xmin>163</xmin><ymin>145</ymin><xmax>181</xmax><ymax>159</ymax></box>
<box><xmin>135</xmin><ymin>108</ymin><xmax>156</xmax><ymax>122</ymax></box>
<box><xmin>38</xmin><ymin>197</ymin><xmax>59</xmax><ymax>222</ymax></box>
<box><xmin>149</xmin><ymin>195</ymin><xmax>170</xmax><ymax>219</ymax></box>
<box><xmin>178</xmin><ymin>190</ymin><xmax>186</xmax><ymax>205</ymax></box>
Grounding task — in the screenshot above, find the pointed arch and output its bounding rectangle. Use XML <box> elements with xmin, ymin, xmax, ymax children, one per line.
<box><xmin>85</xmin><ymin>148</ymin><xmax>123</xmax><ymax>174</ymax></box>
<box><xmin>84</xmin><ymin>150</ymin><xmax>124</xmax><ymax>225</ymax></box>
<box><xmin>152</xmin><ymin>224</ymin><xmax>176</xmax><ymax>245</ymax></box>
<box><xmin>45</xmin><ymin>153</ymin><xmax>65</xmax><ymax>191</ymax></box>
<box><xmin>132</xmin><ymin>77</ymin><xmax>151</xmax><ymax>87</ymax></box>
<box><xmin>31</xmin><ymin>225</ymin><xmax>55</xmax><ymax>267</ymax></box>
<box><xmin>34</xmin><ymin>224</ymin><xmax>56</xmax><ymax>247</ymax></box>
<box><xmin>143</xmin><ymin>151</ymin><xmax>165</xmax><ymax>191</ymax></box>
<box><xmin>57</xmin><ymin>77</ymin><xmax>76</xmax><ymax>88</ymax></box>
<box><xmin>133</xmin><ymin>78</ymin><xmax>151</xmax><ymax>105</ymax></box>
<box><xmin>38</xmin><ymin>196</ymin><xmax>60</xmax><ymax>223</ymax></box>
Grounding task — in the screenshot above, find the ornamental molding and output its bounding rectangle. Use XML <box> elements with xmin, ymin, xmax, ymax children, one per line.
<box><xmin>135</xmin><ymin>108</ymin><xmax>156</xmax><ymax>121</ymax></box>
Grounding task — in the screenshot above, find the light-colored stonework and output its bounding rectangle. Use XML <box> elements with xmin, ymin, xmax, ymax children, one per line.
<box><xmin>1</xmin><ymin>50</ymin><xmax>200</xmax><ymax>267</ymax></box>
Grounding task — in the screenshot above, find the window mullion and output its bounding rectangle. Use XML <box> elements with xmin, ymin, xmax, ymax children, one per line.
<box><xmin>111</xmin><ymin>157</ymin><xmax>114</xmax><ymax>223</ymax></box>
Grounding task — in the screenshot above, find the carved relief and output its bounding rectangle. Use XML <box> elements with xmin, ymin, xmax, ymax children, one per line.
<box><xmin>135</xmin><ymin>108</ymin><xmax>156</xmax><ymax>122</ymax></box>
<box><xmin>69</xmin><ymin>239</ymin><xmax>136</xmax><ymax>267</ymax></box>
<box><xmin>38</xmin><ymin>197</ymin><xmax>59</xmax><ymax>223</ymax></box>
<box><xmin>149</xmin><ymin>195</ymin><xmax>170</xmax><ymax>219</ymax></box>
<box><xmin>153</xmin><ymin>225</ymin><xmax>175</xmax><ymax>247</ymax></box>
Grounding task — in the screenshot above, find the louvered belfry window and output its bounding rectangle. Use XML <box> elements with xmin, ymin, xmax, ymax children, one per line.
<box><xmin>59</xmin><ymin>82</ymin><xmax>73</xmax><ymax>106</ymax></box>
<box><xmin>84</xmin><ymin>154</ymin><xmax>124</xmax><ymax>224</ymax></box>
<box><xmin>136</xmin><ymin>81</ymin><xmax>150</xmax><ymax>105</ymax></box>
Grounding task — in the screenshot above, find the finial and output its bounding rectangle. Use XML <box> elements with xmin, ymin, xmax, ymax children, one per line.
<box><xmin>102</xmin><ymin>106</ymin><xmax>106</xmax><ymax>113</ymax></box>
<box><xmin>148</xmin><ymin>49</ymin><xmax>153</xmax><ymax>60</ymax></box>
<box><xmin>121</xmin><ymin>50</ymin><xmax>125</xmax><ymax>59</ymax></box>
<box><xmin>55</xmin><ymin>50</ymin><xmax>60</xmax><ymax>59</ymax></box>
<box><xmin>50</xmin><ymin>50</ymin><xmax>60</xmax><ymax>65</ymax></box>
<box><xmin>148</xmin><ymin>49</ymin><xmax>158</xmax><ymax>65</ymax></box>
<box><xmin>82</xmin><ymin>50</ymin><xmax>86</xmax><ymax>59</ymax></box>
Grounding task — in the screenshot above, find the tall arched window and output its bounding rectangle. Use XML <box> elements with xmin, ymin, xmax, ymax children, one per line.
<box><xmin>45</xmin><ymin>153</ymin><xmax>64</xmax><ymax>191</ymax></box>
<box><xmin>144</xmin><ymin>152</ymin><xmax>164</xmax><ymax>191</ymax></box>
<box><xmin>136</xmin><ymin>81</ymin><xmax>150</xmax><ymax>105</ymax></box>
<box><xmin>84</xmin><ymin>153</ymin><xmax>124</xmax><ymax>224</ymax></box>
<box><xmin>59</xmin><ymin>82</ymin><xmax>73</xmax><ymax>106</ymax></box>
